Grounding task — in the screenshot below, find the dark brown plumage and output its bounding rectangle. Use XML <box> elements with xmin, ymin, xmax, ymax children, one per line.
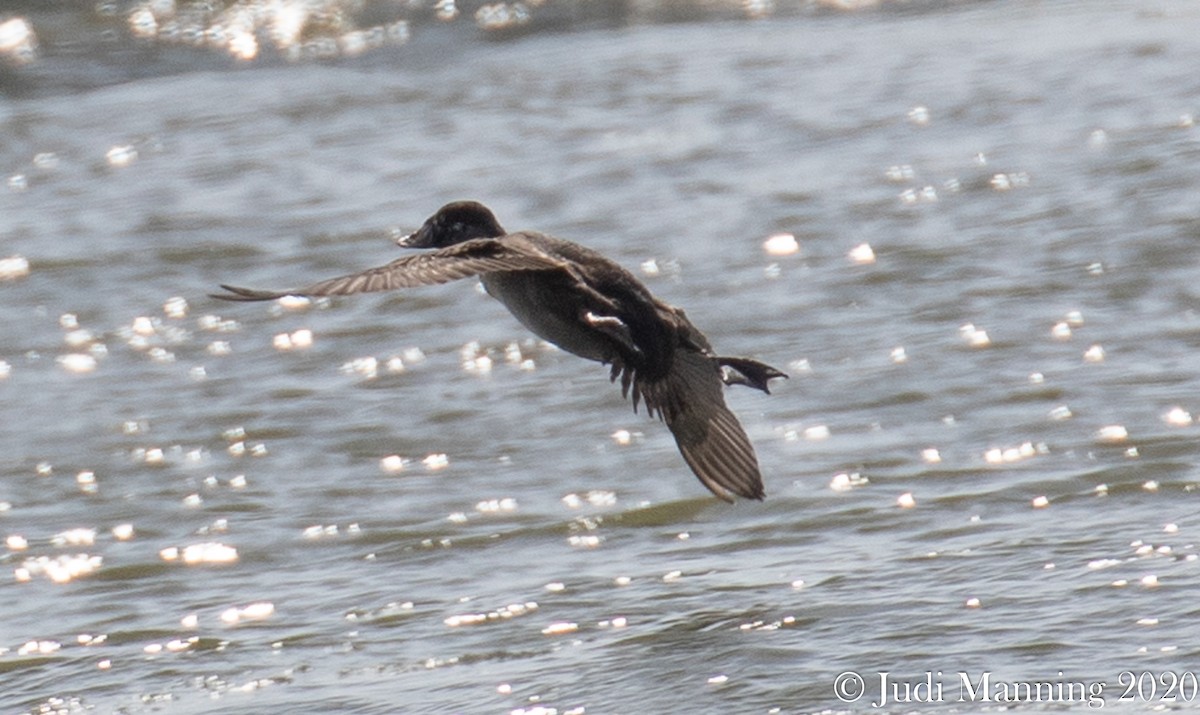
<box><xmin>213</xmin><ymin>201</ymin><xmax>786</xmax><ymax>501</ymax></box>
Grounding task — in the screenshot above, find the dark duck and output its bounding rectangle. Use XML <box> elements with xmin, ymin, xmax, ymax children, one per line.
<box><xmin>213</xmin><ymin>201</ymin><xmax>786</xmax><ymax>501</ymax></box>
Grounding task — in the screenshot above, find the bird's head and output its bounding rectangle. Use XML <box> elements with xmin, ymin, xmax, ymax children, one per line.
<box><xmin>397</xmin><ymin>201</ymin><xmax>507</xmax><ymax>248</ymax></box>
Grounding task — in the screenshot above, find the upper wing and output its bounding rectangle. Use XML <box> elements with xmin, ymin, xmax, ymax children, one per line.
<box><xmin>211</xmin><ymin>238</ymin><xmax>566</xmax><ymax>301</ymax></box>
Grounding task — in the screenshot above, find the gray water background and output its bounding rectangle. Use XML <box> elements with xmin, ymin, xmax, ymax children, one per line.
<box><xmin>3</xmin><ymin>1</ymin><xmax>1200</xmax><ymax>712</ymax></box>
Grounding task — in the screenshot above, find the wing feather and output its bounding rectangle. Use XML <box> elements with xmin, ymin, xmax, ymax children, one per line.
<box><xmin>614</xmin><ymin>348</ymin><xmax>765</xmax><ymax>502</ymax></box>
<box><xmin>211</xmin><ymin>239</ymin><xmax>565</xmax><ymax>301</ymax></box>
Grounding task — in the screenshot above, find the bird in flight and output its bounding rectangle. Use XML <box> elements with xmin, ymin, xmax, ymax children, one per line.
<box><xmin>213</xmin><ymin>201</ymin><xmax>786</xmax><ymax>501</ymax></box>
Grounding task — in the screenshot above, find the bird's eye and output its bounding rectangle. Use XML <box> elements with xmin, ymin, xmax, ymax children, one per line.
<box><xmin>452</xmin><ymin>222</ymin><xmax>463</xmax><ymax>233</ymax></box>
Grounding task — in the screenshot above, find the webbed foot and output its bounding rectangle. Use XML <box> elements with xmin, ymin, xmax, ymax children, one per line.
<box><xmin>717</xmin><ymin>356</ymin><xmax>788</xmax><ymax>393</ymax></box>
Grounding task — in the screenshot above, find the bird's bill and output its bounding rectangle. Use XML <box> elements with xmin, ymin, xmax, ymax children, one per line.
<box><xmin>396</xmin><ymin>226</ymin><xmax>431</xmax><ymax>248</ymax></box>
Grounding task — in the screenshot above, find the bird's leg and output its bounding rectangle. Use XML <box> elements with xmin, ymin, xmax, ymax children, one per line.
<box><xmin>584</xmin><ymin>311</ymin><xmax>643</xmax><ymax>359</ymax></box>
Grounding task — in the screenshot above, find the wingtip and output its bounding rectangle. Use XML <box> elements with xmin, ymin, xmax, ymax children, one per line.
<box><xmin>208</xmin><ymin>284</ymin><xmax>239</xmax><ymax>301</ymax></box>
<box><xmin>689</xmin><ymin>425</ymin><xmax>766</xmax><ymax>501</ymax></box>
<box><xmin>729</xmin><ymin>478</ymin><xmax>766</xmax><ymax>502</ymax></box>
<box><xmin>209</xmin><ymin>284</ymin><xmax>289</xmax><ymax>302</ymax></box>
<box><xmin>708</xmin><ymin>477</ymin><xmax>766</xmax><ymax>503</ymax></box>
<box><xmin>717</xmin><ymin>487</ymin><xmax>765</xmax><ymax>503</ymax></box>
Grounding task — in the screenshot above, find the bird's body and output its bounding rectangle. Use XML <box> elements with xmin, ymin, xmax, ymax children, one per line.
<box><xmin>480</xmin><ymin>236</ymin><xmax>632</xmax><ymax>364</ymax></box>
<box><xmin>214</xmin><ymin>201</ymin><xmax>785</xmax><ymax>501</ymax></box>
